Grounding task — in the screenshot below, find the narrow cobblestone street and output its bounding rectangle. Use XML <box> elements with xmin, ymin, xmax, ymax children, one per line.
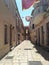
<box><xmin>0</xmin><ymin>0</ymin><xmax>49</xmax><ymax>65</ymax></box>
<box><xmin>0</xmin><ymin>40</ymin><xmax>49</xmax><ymax>65</ymax></box>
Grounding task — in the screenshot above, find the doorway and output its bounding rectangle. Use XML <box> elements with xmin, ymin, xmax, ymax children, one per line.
<box><xmin>41</xmin><ymin>26</ymin><xmax>44</xmax><ymax>45</ymax></box>
<box><xmin>37</xmin><ymin>28</ymin><xmax>40</xmax><ymax>45</ymax></box>
<box><xmin>46</xmin><ymin>22</ymin><xmax>49</xmax><ymax>45</ymax></box>
<box><xmin>10</xmin><ymin>25</ymin><xmax>12</xmax><ymax>48</ymax></box>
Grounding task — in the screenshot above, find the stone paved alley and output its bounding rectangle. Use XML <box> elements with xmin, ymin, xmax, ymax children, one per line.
<box><xmin>0</xmin><ymin>40</ymin><xmax>49</xmax><ymax>65</ymax></box>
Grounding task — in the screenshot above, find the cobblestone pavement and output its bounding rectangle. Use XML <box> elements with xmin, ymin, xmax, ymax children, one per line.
<box><xmin>0</xmin><ymin>40</ymin><xmax>49</xmax><ymax>65</ymax></box>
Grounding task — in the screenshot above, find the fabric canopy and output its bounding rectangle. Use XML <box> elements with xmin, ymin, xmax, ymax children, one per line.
<box><xmin>22</xmin><ymin>0</ymin><xmax>39</xmax><ymax>10</ymax></box>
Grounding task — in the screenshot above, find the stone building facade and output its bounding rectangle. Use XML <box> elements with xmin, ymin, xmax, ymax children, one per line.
<box><xmin>30</xmin><ymin>0</ymin><xmax>49</xmax><ymax>50</ymax></box>
<box><xmin>0</xmin><ymin>0</ymin><xmax>22</xmax><ymax>59</ymax></box>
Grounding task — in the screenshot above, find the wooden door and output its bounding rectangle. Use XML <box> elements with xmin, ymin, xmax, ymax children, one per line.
<box><xmin>38</xmin><ymin>28</ymin><xmax>40</xmax><ymax>45</ymax></box>
<box><xmin>10</xmin><ymin>25</ymin><xmax>12</xmax><ymax>47</ymax></box>
<box><xmin>41</xmin><ymin>26</ymin><xmax>44</xmax><ymax>45</ymax></box>
<box><xmin>46</xmin><ymin>22</ymin><xmax>49</xmax><ymax>45</ymax></box>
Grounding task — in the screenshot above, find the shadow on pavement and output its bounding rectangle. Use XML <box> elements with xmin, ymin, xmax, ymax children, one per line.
<box><xmin>34</xmin><ymin>45</ymin><xmax>49</xmax><ymax>61</ymax></box>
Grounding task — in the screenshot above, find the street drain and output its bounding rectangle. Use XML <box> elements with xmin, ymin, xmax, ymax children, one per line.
<box><xmin>5</xmin><ymin>56</ymin><xmax>14</xmax><ymax>59</ymax></box>
<box><xmin>24</xmin><ymin>48</ymin><xmax>32</xmax><ymax>50</ymax></box>
<box><xmin>28</xmin><ymin>61</ymin><xmax>42</xmax><ymax>65</ymax></box>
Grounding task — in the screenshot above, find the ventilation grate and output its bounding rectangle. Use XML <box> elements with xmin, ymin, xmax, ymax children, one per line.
<box><xmin>24</xmin><ymin>48</ymin><xmax>32</xmax><ymax>50</ymax></box>
<box><xmin>28</xmin><ymin>61</ymin><xmax>42</xmax><ymax>65</ymax></box>
<box><xmin>5</xmin><ymin>56</ymin><xmax>14</xmax><ymax>59</ymax></box>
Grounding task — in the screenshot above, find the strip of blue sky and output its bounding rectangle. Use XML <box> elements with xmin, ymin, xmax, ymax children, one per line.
<box><xmin>16</xmin><ymin>0</ymin><xmax>34</xmax><ymax>26</ymax></box>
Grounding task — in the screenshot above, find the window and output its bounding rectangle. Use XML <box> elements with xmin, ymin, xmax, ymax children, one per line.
<box><xmin>32</xmin><ymin>24</ymin><xmax>35</xmax><ymax>29</ymax></box>
<box><xmin>4</xmin><ymin>0</ymin><xmax>10</xmax><ymax>8</ymax></box>
<box><xmin>38</xmin><ymin>8</ymin><xmax>40</xmax><ymax>13</ymax></box>
<box><xmin>4</xmin><ymin>25</ymin><xmax>8</xmax><ymax>44</ymax></box>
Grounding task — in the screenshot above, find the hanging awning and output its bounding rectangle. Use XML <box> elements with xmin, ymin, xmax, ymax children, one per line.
<box><xmin>22</xmin><ymin>0</ymin><xmax>40</xmax><ymax>10</ymax></box>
